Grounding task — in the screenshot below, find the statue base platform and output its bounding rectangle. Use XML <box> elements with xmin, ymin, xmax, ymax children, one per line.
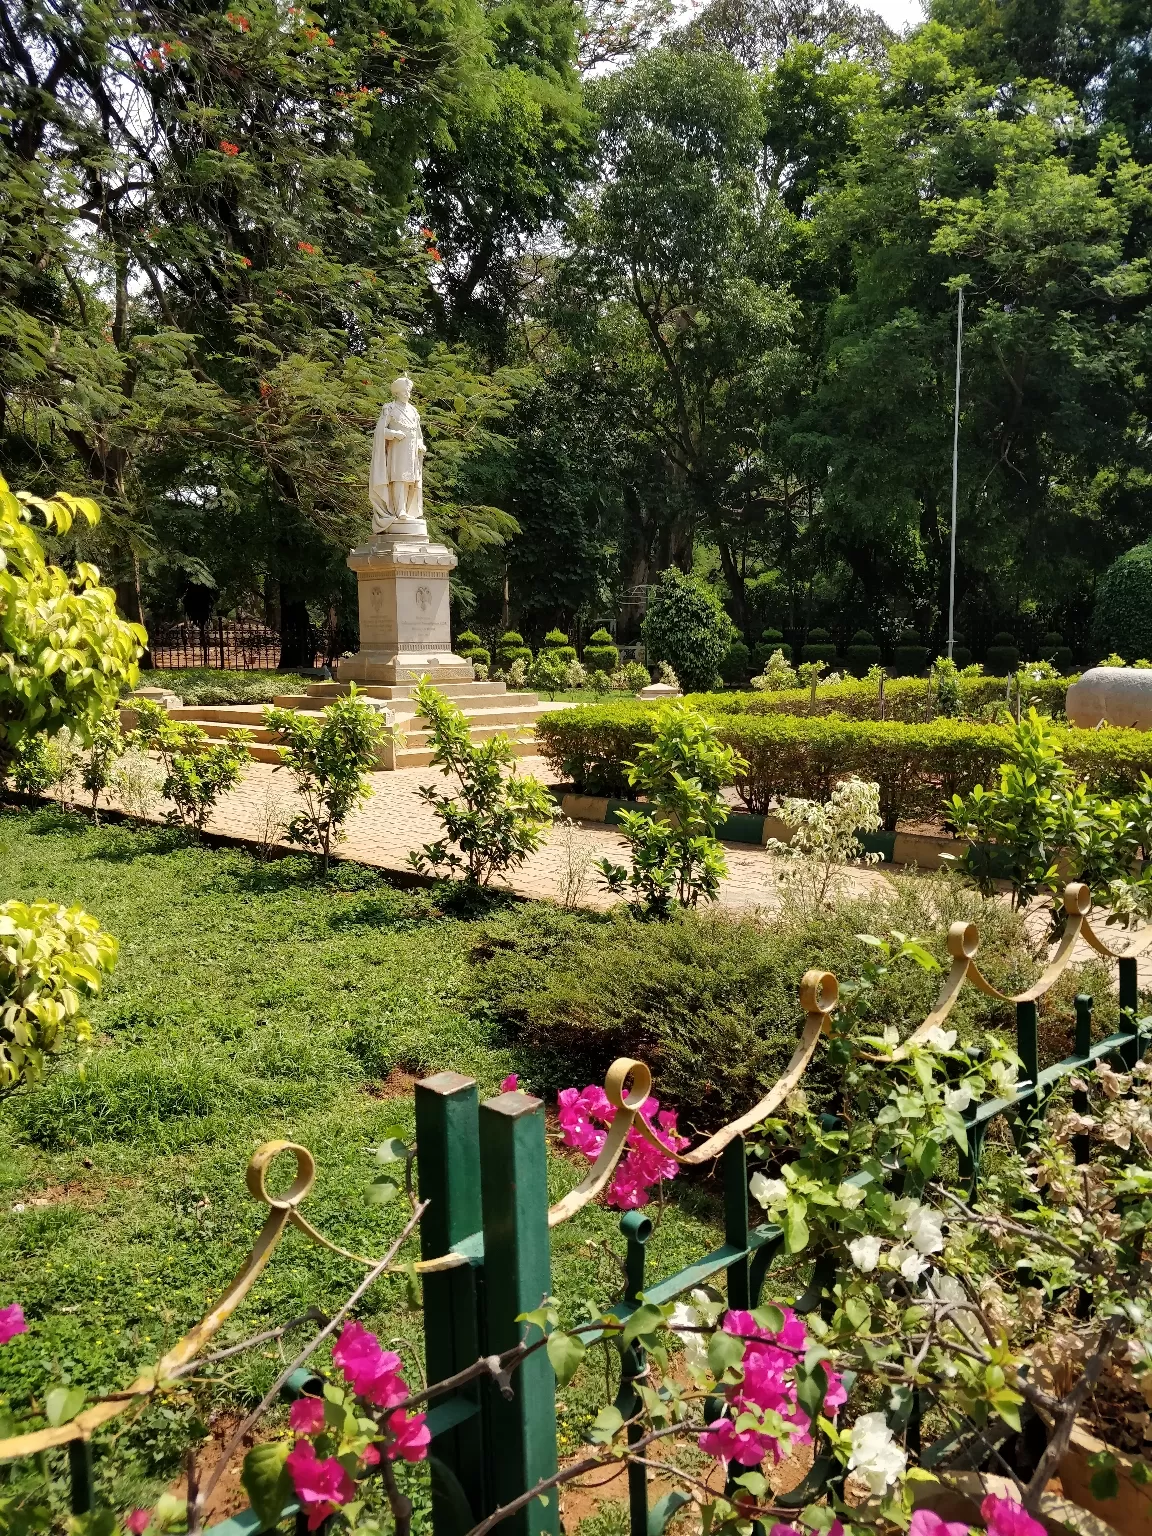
<box><xmin>337</xmin><ymin>529</ymin><xmax>474</xmax><ymax>686</ymax></box>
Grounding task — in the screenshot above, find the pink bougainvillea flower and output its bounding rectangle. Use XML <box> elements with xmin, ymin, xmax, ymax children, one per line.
<box><xmin>288</xmin><ymin>1396</ymin><xmax>325</xmax><ymax>1434</ymax></box>
<box><xmin>360</xmin><ymin>1444</ymin><xmax>381</xmax><ymax>1466</ymax></box>
<box><xmin>559</xmin><ymin>1087</ymin><xmax>689</xmax><ymax>1209</ymax></box>
<box><xmin>125</xmin><ymin>1511</ymin><xmax>151</xmax><ymax>1534</ymax></box>
<box><xmin>499</xmin><ymin>1074</ymin><xmax>519</xmax><ymax>1092</ymax></box>
<box><xmin>386</xmin><ymin>1409</ymin><xmax>430</xmax><ymax>1462</ymax></box>
<box><xmin>981</xmin><ymin>1494</ymin><xmax>1047</xmax><ymax>1536</ymax></box>
<box><xmin>697</xmin><ymin>1415</ymin><xmax>773</xmax><ymax>1467</ymax></box>
<box><xmin>0</xmin><ymin>1305</ymin><xmax>26</xmax><ymax>1345</ymax></box>
<box><xmin>286</xmin><ymin>1440</ymin><xmax>355</xmax><ymax>1531</ymax></box>
<box><xmin>331</xmin><ymin>1320</ymin><xmax>407</xmax><ymax>1407</ymax></box>
<box><xmin>909</xmin><ymin>1512</ymin><xmax>970</xmax><ymax>1536</ymax></box>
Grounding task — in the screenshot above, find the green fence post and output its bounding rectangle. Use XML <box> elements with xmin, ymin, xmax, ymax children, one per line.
<box><xmin>723</xmin><ymin>1137</ymin><xmax>750</xmax><ymax>1311</ymax></box>
<box><xmin>1119</xmin><ymin>956</ymin><xmax>1139</xmax><ymax>1068</ymax></box>
<box><xmin>416</xmin><ymin>1071</ymin><xmax>486</xmax><ymax>1524</ymax></box>
<box><xmin>479</xmin><ymin>1088</ymin><xmax>559</xmax><ymax>1536</ymax></box>
<box><xmin>68</xmin><ymin>1439</ymin><xmax>94</xmax><ymax>1515</ymax></box>
<box><xmin>618</xmin><ymin>1211</ymin><xmax>653</xmax><ymax>1536</ymax></box>
<box><xmin>1016</xmin><ymin>1000</ymin><xmax>1039</xmax><ymax>1116</ymax></box>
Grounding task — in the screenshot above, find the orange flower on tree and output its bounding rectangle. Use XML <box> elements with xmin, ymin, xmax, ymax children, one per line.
<box><xmin>427</xmin><ymin>248</ymin><xmax>441</xmax><ymax>262</ymax></box>
<box><xmin>219</xmin><ymin>140</ymin><xmax>240</xmax><ymax>156</ymax></box>
<box><xmin>239</xmin><ymin>256</ymin><xmax>252</xmax><ymax>268</ymax></box>
<box><xmin>297</xmin><ymin>241</ymin><xmax>316</xmax><ymax>254</ymax></box>
<box><xmin>226</xmin><ymin>11</ymin><xmax>250</xmax><ymax>29</ymax></box>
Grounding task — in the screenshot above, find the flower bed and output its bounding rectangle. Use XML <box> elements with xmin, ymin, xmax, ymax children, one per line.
<box><xmin>536</xmin><ymin>705</ymin><xmax>1152</xmax><ymax>825</ymax></box>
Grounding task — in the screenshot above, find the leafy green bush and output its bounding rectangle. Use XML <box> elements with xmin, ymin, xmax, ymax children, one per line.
<box><xmin>614</xmin><ymin>660</ymin><xmax>652</xmax><ymax>693</ymax></box>
<box><xmin>136</xmin><ymin>669</ymin><xmax>316</xmax><ymax>705</ymax></box>
<box><xmin>1091</xmin><ymin>540</ymin><xmax>1152</xmax><ymax>662</ymax></box>
<box><xmin>264</xmin><ymin>688</ymin><xmax>393</xmax><ymax>870</ymax></box>
<box><xmin>134</xmin><ymin>701</ymin><xmax>251</xmax><ymax>832</ymax></box>
<box><xmin>705</xmin><ymin>672</ymin><xmax>1070</xmax><ymax>721</ymax></box>
<box><xmin>409</xmin><ymin>680</ymin><xmax>555</xmax><ymax>885</ymax></box>
<box><xmin>535</xmin><ymin>701</ymin><xmax>1152</xmax><ymax>825</ymax></box>
<box><xmin>1</xmin><ymin>899</ymin><xmax>119</xmax><ymax>1097</ymax></box>
<box><xmin>719</xmin><ymin>638</ymin><xmax>751</xmax><ymax>685</ymax></box>
<box><xmin>891</xmin><ymin>628</ymin><xmax>930</xmax><ymax>676</ymax></box>
<box><xmin>2</xmin><ymin>473</ymin><xmax>145</xmax><ymax>775</ymax></box>
<box><xmin>454</xmin><ymin>630</ymin><xmax>491</xmax><ymax>669</ymax></box>
<box><xmin>596</xmin><ymin>702</ymin><xmax>747</xmax><ymax>914</ymax></box>
<box><xmin>583</xmin><ymin>627</ymin><xmax>619</xmax><ymax>674</ymax></box>
<box><xmin>641</xmin><ymin>568</ymin><xmax>736</xmax><ymax>691</ymax></box>
<box><xmin>986</xmin><ymin>630</ymin><xmax>1020</xmax><ymax>673</ymax></box>
<box><xmin>495</xmin><ymin>630</ymin><xmax>533</xmax><ymax>671</ymax></box>
<box><xmin>542</xmin><ymin>628</ymin><xmax>578</xmax><ymax>665</ymax></box>
<box><xmin>468</xmin><ymin>878</ymin><xmax>1111</xmax><ymax>1127</ymax></box>
<box><xmin>1039</xmin><ymin>631</ymin><xmax>1076</xmax><ymax>673</ymax></box>
<box><xmin>844</xmin><ymin>630</ymin><xmax>881</xmax><ymax>676</ymax></box>
<box><xmin>800</xmin><ymin>626</ymin><xmax>837</xmax><ymax>665</ymax></box>
<box><xmin>528</xmin><ymin>649</ymin><xmax>569</xmax><ymax>699</ymax></box>
<box><xmin>752</xmin><ymin>628</ymin><xmax>791</xmax><ymax>669</ymax></box>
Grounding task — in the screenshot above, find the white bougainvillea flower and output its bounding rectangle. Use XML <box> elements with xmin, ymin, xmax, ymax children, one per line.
<box><xmin>836</xmin><ymin>1181</ymin><xmax>865</xmax><ymax>1210</ymax></box>
<box><xmin>669</xmin><ymin>1288</ymin><xmax>723</xmax><ymax>1372</ymax></box>
<box><xmin>891</xmin><ymin>1245</ymin><xmax>930</xmax><ymax>1282</ymax></box>
<box><xmin>848</xmin><ymin>1235</ymin><xmax>882</xmax><ymax>1272</ymax></box>
<box><xmin>899</xmin><ymin>1201</ymin><xmax>946</xmax><ymax>1254</ymax></box>
<box><xmin>749</xmin><ymin>1173</ymin><xmax>788</xmax><ymax>1209</ymax></box>
<box><xmin>922</xmin><ymin>1027</ymin><xmax>958</xmax><ymax>1052</ymax></box>
<box><xmin>944</xmin><ymin>1083</ymin><xmax>974</xmax><ymax>1112</ymax></box>
<box><xmin>846</xmin><ymin>1412</ymin><xmax>907</xmax><ymax>1493</ymax></box>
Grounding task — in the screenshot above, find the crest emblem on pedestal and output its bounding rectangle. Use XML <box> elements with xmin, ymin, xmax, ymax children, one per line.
<box><xmin>414</xmin><ymin>586</ymin><xmax>432</xmax><ymax>612</ymax></box>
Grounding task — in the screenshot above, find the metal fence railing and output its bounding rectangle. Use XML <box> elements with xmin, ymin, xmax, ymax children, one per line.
<box><xmin>146</xmin><ymin>620</ymin><xmax>314</xmax><ymax>671</ymax></box>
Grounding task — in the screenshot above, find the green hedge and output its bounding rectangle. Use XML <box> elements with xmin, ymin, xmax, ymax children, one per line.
<box><xmin>535</xmin><ymin>702</ymin><xmax>1152</xmax><ymax>827</ymax></box>
<box><xmin>700</xmin><ymin>673</ymin><xmax>1071</xmax><ymax>722</ymax></box>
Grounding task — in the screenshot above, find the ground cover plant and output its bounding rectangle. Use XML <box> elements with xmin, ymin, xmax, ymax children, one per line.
<box><xmin>0</xmin><ymin>808</ymin><xmax>723</xmax><ymax>1520</ymax></box>
<box><xmin>136</xmin><ymin>672</ymin><xmax>317</xmax><ymax>706</ymax></box>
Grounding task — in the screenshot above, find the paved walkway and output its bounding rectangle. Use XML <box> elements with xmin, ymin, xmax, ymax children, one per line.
<box><xmin>96</xmin><ymin>755</ymin><xmax>893</xmax><ymax>914</ymax></box>
<box><xmin>89</xmin><ymin>756</ymin><xmax>1152</xmax><ymax>986</ymax></box>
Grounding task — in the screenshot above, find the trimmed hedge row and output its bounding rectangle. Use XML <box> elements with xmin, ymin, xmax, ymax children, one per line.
<box><xmin>695</xmin><ymin>673</ymin><xmax>1071</xmax><ymax>722</ymax></box>
<box><xmin>535</xmin><ymin>704</ymin><xmax>1152</xmax><ymax>828</ymax></box>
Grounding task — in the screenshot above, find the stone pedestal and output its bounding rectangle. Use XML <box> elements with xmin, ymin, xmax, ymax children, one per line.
<box><xmin>1066</xmin><ymin>666</ymin><xmax>1152</xmax><ymax>730</ymax></box>
<box><xmin>338</xmin><ymin>523</ymin><xmax>474</xmax><ymax>686</ymax></box>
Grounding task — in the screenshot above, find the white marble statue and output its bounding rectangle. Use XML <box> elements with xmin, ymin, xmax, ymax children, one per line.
<box><xmin>369</xmin><ymin>375</ymin><xmax>426</xmax><ymax>533</ymax></box>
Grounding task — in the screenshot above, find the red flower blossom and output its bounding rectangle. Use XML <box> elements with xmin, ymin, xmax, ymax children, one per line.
<box><xmin>219</xmin><ymin>140</ymin><xmax>240</xmax><ymax>156</ymax></box>
<box><xmin>297</xmin><ymin>241</ymin><xmax>316</xmax><ymax>254</ymax></box>
<box><xmin>427</xmin><ymin>248</ymin><xmax>441</xmax><ymax>262</ymax></box>
<box><xmin>125</xmin><ymin>1513</ymin><xmax>150</xmax><ymax>1535</ymax></box>
<box><xmin>226</xmin><ymin>11</ymin><xmax>251</xmax><ymax>30</ymax></box>
<box><xmin>239</xmin><ymin>255</ymin><xmax>251</xmax><ymax>268</ymax></box>
<box><xmin>420</xmin><ymin>227</ymin><xmax>434</xmax><ymax>238</ymax></box>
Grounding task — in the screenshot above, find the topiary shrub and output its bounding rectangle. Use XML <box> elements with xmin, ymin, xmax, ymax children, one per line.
<box><xmin>495</xmin><ymin>630</ymin><xmax>533</xmax><ymax>672</ymax></box>
<box><xmin>890</xmin><ymin>628</ymin><xmax>930</xmax><ymax>676</ymax></box>
<box><xmin>455</xmin><ymin>629</ymin><xmax>491</xmax><ymax>670</ymax></box>
<box><xmin>800</xmin><ymin>627</ymin><xmax>838</xmax><ymax>665</ymax></box>
<box><xmin>1039</xmin><ymin>631</ymin><xmax>1076</xmax><ymax>674</ymax></box>
<box><xmin>948</xmin><ymin>633</ymin><xmax>972</xmax><ymax>668</ymax></box>
<box><xmin>542</xmin><ymin>628</ymin><xmax>578</xmax><ymax>665</ymax></box>
<box><xmin>844</xmin><ymin>629</ymin><xmax>882</xmax><ymax>677</ymax></box>
<box><xmin>752</xmin><ymin>629</ymin><xmax>792</xmax><ymax>671</ymax></box>
<box><xmin>583</xmin><ymin>627</ymin><xmax>619</xmax><ymax>674</ymax></box>
<box><xmin>1091</xmin><ymin>541</ymin><xmax>1152</xmax><ymax>663</ymax></box>
<box><xmin>719</xmin><ymin>639</ymin><xmax>751</xmax><ymax>686</ymax></box>
<box><xmin>985</xmin><ymin>630</ymin><xmax>1020</xmax><ymax>674</ymax></box>
<box><xmin>641</xmin><ymin>569</ymin><xmax>737</xmax><ymax>692</ymax></box>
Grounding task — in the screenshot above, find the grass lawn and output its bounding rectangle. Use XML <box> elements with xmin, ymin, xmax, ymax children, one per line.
<box><xmin>0</xmin><ymin>808</ymin><xmax>723</xmax><ymax>1516</ymax></box>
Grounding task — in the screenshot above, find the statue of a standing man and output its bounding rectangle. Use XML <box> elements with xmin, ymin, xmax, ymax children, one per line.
<box><xmin>369</xmin><ymin>375</ymin><xmax>426</xmax><ymax>533</ymax></box>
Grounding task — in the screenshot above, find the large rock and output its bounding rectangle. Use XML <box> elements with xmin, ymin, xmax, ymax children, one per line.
<box><xmin>1066</xmin><ymin>666</ymin><xmax>1152</xmax><ymax>729</ymax></box>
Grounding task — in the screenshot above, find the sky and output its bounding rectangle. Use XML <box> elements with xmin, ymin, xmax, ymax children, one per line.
<box><xmin>868</xmin><ymin>0</ymin><xmax>928</xmax><ymax>31</ymax></box>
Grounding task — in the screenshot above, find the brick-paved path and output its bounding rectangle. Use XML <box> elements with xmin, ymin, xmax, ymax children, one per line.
<box><xmin>92</xmin><ymin>756</ymin><xmax>1152</xmax><ymax>983</ymax></box>
<box><xmin>96</xmin><ymin>756</ymin><xmax>893</xmax><ymax>913</ymax></box>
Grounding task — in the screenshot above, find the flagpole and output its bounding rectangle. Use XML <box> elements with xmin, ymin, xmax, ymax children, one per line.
<box><xmin>947</xmin><ymin>287</ymin><xmax>964</xmax><ymax>659</ymax></box>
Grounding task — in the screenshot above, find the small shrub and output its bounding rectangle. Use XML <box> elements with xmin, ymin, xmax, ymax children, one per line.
<box><xmin>719</xmin><ymin>638</ymin><xmax>751</xmax><ymax>686</ymax></box>
<box><xmin>750</xmin><ymin>650</ymin><xmax>798</xmax><ymax>692</ymax></box>
<box><xmin>1091</xmin><ymin>540</ymin><xmax>1152</xmax><ymax>662</ymax></box>
<box><xmin>455</xmin><ymin>630</ymin><xmax>491</xmax><ymax>670</ymax></box>
<box><xmin>986</xmin><ymin>630</ymin><xmax>1020</xmax><ymax>674</ymax></box>
<box><xmin>583</xmin><ymin>627</ymin><xmax>619</xmax><ymax>674</ymax></box>
<box><xmin>81</xmin><ymin>712</ymin><xmax>127</xmax><ymax>821</ymax></box>
<box><xmin>641</xmin><ymin>569</ymin><xmax>736</xmax><ymax>692</ymax></box>
<box><xmin>1040</xmin><ymin>630</ymin><xmax>1076</xmax><ymax>673</ymax></box>
<box><xmin>949</xmin><ymin>632</ymin><xmax>973</xmax><ymax>667</ymax></box>
<box><xmin>930</xmin><ymin>655</ymin><xmax>963</xmax><ymax>718</ymax></box>
<box><xmin>844</xmin><ymin>629</ymin><xmax>882</xmax><ymax>677</ymax></box>
<box><xmin>800</xmin><ymin>627</ymin><xmax>838</xmax><ymax>665</ymax></box>
<box><xmin>111</xmin><ymin>746</ymin><xmax>163</xmax><ymax>823</ymax></box>
<box><xmin>542</xmin><ymin>628</ymin><xmax>578</xmax><ymax>665</ymax></box>
<box><xmin>409</xmin><ymin>679</ymin><xmax>556</xmax><ymax>886</ymax></box>
<box><xmin>753</xmin><ymin>628</ymin><xmax>791</xmax><ymax>669</ymax></box>
<box><xmin>528</xmin><ymin>650</ymin><xmax>569</xmax><ymax>700</ymax></box>
<box><xmin>767</xmin><ymin>776</ymin><xmax>884</xmax><ymax>909</ymax></box>
<box><xmin>564</xmin><ymin>659</ymin><xmax>587</xmax><ymax>689</ymax></box>
<box><xmin>613</xmin><ymin>660</ymin><xmax>651</xmax><ymax>693</ymax></box>
<box><xmin>495</xmin><ymin>630</ymin><xmax>532</xmax><ymax>672</ymax></box>
<box><xmin>7</xmin><ymin>734</ymin><xmax>55</xmax><ymax>796</ymax></box>
<box><xmin>589</xmin><ymin>666</ymin><xmax>613</xmax><ymax>695</ymax></box>
<box><xmin>657</xmin><ymin>660</ymin><xmax>680</xmax><ymax>689</ymax></box>
<box><xmin>504</xmin><ymin>657</ymin><xmax>528</xmax><ymax>690</ymax></box>
<box><xmin>1</xmin><ymin>899</ymin><xmax>118</xmax><ymax>1097</ymax></box>
<box><xmin>134</xmin><ymin>700</ymin><xmax>251</xmax><ymax>832</ymax></box>
<box><xmin>264</xmin><ymin>687</ymin><xmax>395</xmax><ymax>870</ymax></box>
<box><xmin>891</xmin><ymin>628</ymin><xmax>930</xmax><ymax>676</ymax></box>
<box><xmin>596</xmin><ymin>702</ymin><xmax>747</xmax><ymax>914</ymax></box>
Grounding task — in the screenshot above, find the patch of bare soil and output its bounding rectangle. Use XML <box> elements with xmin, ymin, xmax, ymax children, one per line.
<box><xmin>361</xmin><ymin>1067</ymin><xmax>419</xmax><ymax>1099</ymax></box>
<box><xmin>168</xmin><ymin>1412</ymin><xmax>273</xmax><ymax>1527</ymax></box>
